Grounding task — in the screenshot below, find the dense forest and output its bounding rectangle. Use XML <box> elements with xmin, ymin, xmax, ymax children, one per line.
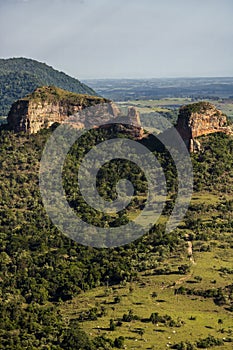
<box><xmin>0</xmin><ymin>123</ymin><xmax>232</xmax><ymax>348</ymax></box>
<box><xmin>0</xmin><ymin>58</ymin><xmax>96</xmax><ymax>116</ymax></box>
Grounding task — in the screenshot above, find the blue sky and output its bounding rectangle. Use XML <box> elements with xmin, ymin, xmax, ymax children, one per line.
<box><xmin>0</xmin><ymin>0</ymin><xmax>233</xmax><ymax>79</ymax></box>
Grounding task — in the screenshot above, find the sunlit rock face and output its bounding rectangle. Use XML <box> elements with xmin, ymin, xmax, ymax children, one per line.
<box><xmin>7</xmin><ymin>86</ymin><xmax>144</xmax><ymax>141</ymax></box>
<box><xmin>7</xmin><ymin>86</ymin><xmax>108</xmax><ymax>134</ymax></box>
<box><xmin>176</xmin><ymin>102</ymin><xmax>232</xmax><ymax>152</ymax></box>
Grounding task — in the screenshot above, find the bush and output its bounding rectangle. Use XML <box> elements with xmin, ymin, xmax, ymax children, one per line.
<box><xmin>122</xmin><ymin>309</ymin><xmax>139</xmax><ymax>322</ymax></box>
<box><xmin>114</xmin><ymin>336</ymin><xmax>125</xmax><ymax>349</ymax></box>
<box><xmin>114</xmin><ymin>296</ymin><xmax>121</xmax><ymax>304</ymax></box>
<box><xmin>109</xmin><ymin>319</ymin><xmax>116</xmax><ymax>331</ymax></box>
<box><xmin>61</xmin><ymin>321</ymin><xmax>94</xmax><ymax>350</ymax></box>
<box><xmin>196</xmin><ymin>335</ymin><xmax>224</xmax><ymax>348</ymax></box>
<box><xmin>172</xmin><ymin>341</ymin><xmax>196</xmax><ymax>350</ymax></box>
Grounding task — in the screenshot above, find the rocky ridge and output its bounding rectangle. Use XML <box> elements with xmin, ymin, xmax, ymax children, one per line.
<box><xmin>6</xmin><ymin>91</ymin><xmax>232</xmax><ymax>152</ymax></box>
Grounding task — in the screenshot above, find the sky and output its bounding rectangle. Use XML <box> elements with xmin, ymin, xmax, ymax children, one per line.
<box><xmin>0</xmin><ymin>0</ymin><xmax>233</xmax><ymax>79</ymax></box>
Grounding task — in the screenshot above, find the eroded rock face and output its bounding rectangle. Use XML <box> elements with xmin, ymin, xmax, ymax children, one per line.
<box><xmin>69</xmin><ymin>104</ymin><xmax>143</xmax><ymax>138</ymax></box>
<box><xmin>7</xmin><ymin>86</ymin><xmax>108</xmax><ymax>134</ymax></box>
<box><xmin>106</xmin><ymin>106</ymin><xmax>143</xmax><ymax>138</ymax></box>
<box><xmin>176</xmin><ymin>102</ymin><xmax>232</xmax><ymax>152</ymax></box>
<box><xmin>125</xmin><ymin>107</ymin><xmax>143</xmax><ymax>138</ymax></box>
<box><xmin>7</xmin><ymin>87</ymin><xmax>143</xmax><ymax>138</ymax></box>
<box><xmin>7</xmin><ymin>99</ymin><xmax>83</xmax><ymax>133</ymax></box>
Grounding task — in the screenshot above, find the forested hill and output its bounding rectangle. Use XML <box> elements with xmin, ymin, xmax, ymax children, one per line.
<box><xmin>0</xmin><ymin>125</ymin><xmax>232</xmax><ymax>348</ymax></box>
<box><xmin>0</xmin><ymin>57</ymin><xmax>97</xmax><ymax>116</ymax></box>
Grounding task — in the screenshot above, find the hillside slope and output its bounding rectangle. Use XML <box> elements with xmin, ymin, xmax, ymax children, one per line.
<box><xmin>0</xmin><ymin>124</ymin><xmax>232</xmax><ymax>348</ymax></box>
<box><xmin>0</xmin><ymin>57</ymin><xmax>97</xmax><ymax>116</ymax></box>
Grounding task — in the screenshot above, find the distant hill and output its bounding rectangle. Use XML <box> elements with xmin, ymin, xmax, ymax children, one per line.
<box><xmin>0</xmin><ymin>57</ymin><xmax>97</xmax><ymax>116</ymax></box>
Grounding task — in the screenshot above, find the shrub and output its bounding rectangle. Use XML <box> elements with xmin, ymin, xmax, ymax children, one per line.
<box><xmin>196</xmin><ymin>335</ymin><xmax>224</xmax><ymax>348</ymax></box>
<box><xmin>109</xmin><ymin>319</ymin><xmax>116</xmax><ymax>331</ymax></box>
<box><xmin>114</xmin><ymin>336</ymin><xmax>125</xmax><ymax>349</ymax></box>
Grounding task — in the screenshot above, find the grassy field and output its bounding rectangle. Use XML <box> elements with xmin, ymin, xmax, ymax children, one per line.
<box><xmin>60</xmin><ymin>191</ymin><xmax>233</xmax><ymax>349</ymax></box>
<box><xmin>118</xmin><ymin>97</ymin><xmax>233</xmax><ymax>120</ymax></box>
<box><xmin>60</xmin><ymin>247</ymin><xmax>233</xmax><ymax>349</ymax></box>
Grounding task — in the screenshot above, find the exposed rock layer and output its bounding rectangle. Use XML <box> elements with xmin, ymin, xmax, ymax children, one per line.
<box><xmin>7</xmin><ymin>86</ymin><xmax>143</xmax><ymax>138</ymax></box>
<box><xmin>176</xmin><ymin>102</ymin><xmax>232</xmax><ymax>152</ymax></box>
<box><xmin>7</xmin><ymin>86</ymin><xmax>108</xmax><ymax>133</ymax></box>
<box><xmin>8</xmin><ymin>90</ymin><xmax>231</xmax><ymax>153</ymax></box>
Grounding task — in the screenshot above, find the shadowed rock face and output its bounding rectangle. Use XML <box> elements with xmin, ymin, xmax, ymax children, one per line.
<box><xmin>176</xmin><ymin>102</ymin><xmax>232</xmax><ymax>152</ymax></box>
<box><xmin>103</xmin><ymin>106</ymin><xmax>143</xmax><ymax>138</ymax></box>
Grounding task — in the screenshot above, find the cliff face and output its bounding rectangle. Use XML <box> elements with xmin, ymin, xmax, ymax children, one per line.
<box><xmin>101</xmin><ymin>106</ymin><xmax>143</xmax><ymax>138</ymax></box>
<box><xmin>7</xmin><ymin>86</ymin><xmax>144</xmax><ymax>138</ymax></box>
<box><xmin>7</xmin><ymin>86</ymin><xmax>108</xmax><ymax>134</ymax></box>
<box><xmin>176</xmin><ymin>102</ymin><xmax>232</xmax><ymax>152</ymax></box>
<box><xmin>8</xmin><ymin>99</ymin><xmax>83</xmax><ymax>133</ymax></box>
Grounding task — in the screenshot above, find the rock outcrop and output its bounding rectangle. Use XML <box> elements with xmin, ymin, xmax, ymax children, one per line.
<box><xmin>7</xmin><ymin>86</ymin><xmax>144</xmax><ymax>138</ymax></box>
<box><xmin>7</xmin><ymin>86</ymin><xmax>108</xmax><ymax>133</ymax></box>
<box><xmin>101</xmin><ymin>106</ymin><xmax>143</xmax><ymax>138</ymax></box>
<box><xmin>7</xmin><ymin>91</ymin><xmax>232</xmax><ymax>150</ymax></box>
<box><xmin>176</xmin><ymin>102</ymin><xmax>232</xmax><ymax>152</ymax></box>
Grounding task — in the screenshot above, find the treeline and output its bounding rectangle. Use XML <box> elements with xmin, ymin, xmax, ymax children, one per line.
<box><xmin>0</xmin><ymin>302</ymin><xmax>124</xmax><ymax>349</ymax></box>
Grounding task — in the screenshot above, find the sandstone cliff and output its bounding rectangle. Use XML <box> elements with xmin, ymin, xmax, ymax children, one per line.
<box><xmin>7</xmin><ymin>86</ymin><xmax>144</xmax><ymax>138</ymax></box>
<box><xmin>101</xmin><ymin>106</ymin><xmax>143</xmax><ymax>138</ymax></box>
<box><xmin>7</xmin><ymin>90</ymin><xmax>232</xmax><ymax>152</ymax></box>
<box><xmin>176</xmin><ymin>102</ymin><xmax>232</xmax><ymax>152</ymax></box>
<box><xmin>7</xmin><ymin>86</ymin><xmax>108</xmax><ymax>133</ymax></box>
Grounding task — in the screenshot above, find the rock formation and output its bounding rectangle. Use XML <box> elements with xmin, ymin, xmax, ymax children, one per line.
<box><xmin>7</xmin><ymin>86</ymin><xmax>108</xmax><ymax>134</ymax></box>
<box><xmin>7</xmin><ymin>86</ymin><xmax>144</xmax><ymax>138</ymax></box>
<box><xmin>7</xmin><ymin>90</ymin><xmax>232</xmax><ymax>151</ymax></box>
<box><xmin>176</xmin><ymin>102</ymin><xmax>232</xmax><ymax>152</ymax></box>
<box><xmin>102</xmin><ymin>106</ymin><xmax>143</xmax><ymax>138</ymax></box>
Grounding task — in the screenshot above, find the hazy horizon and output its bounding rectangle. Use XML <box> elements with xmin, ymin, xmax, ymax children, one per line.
<box><xmin>83</xmin><ymin>76</ymin><xmax>233</xmax><ymax>80</ymax></box>
<box><xmin>2</xmin><ymin>55</ymin><xmax>233</xmax><ymax>81</ymax></box>
<box><xmin>0</xmin><ymin>0</ymin><xmax>233</xmax><ymax>80</ymax></box>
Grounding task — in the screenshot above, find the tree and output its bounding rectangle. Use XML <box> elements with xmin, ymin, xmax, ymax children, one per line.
<box><xmin>138</xmin><ymin>328</ymin><xmax>145</xmax><ymax>339</ymax></box>
<box><xmin>178</xmin><ymin>264</ymin><xmax>191</xmax><ymax>275</ymax></box>
<box><xmin>114</xmin><ymin>336</ymin><xmax>125</xmax><ymax>349</ymax></box>
<box><xmin>109</xmin><ymin>319</ymin><xmax>116</xmax><ymax>331</ymax></box>
<box><xmin>61</xmin><ymin>321</ymin><xmax>94</xmax><ymax>350</ymax></box>
<box><xmin>150</xmin><ymin>312</ymin><xmax>159</xmax><ymax>324</ymax></box>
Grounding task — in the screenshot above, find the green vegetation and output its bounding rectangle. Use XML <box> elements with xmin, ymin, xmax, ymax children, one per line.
<box><xmin>179</xmin><ymin>102</ymin><xmax>217</xmax><ymax>115</ymax></box>
<box><xmin>0</xmin><ymin>117</ymin><xmax>232</xmax><ymax>348</ymax></box>
<box><xmin>0</xmin><ymin>126</ymin><xmax>184</xmax><ymax>348</ymax></box>
<box><xmin>0</xmin><ymin>57</ymin><xmax>97</xmax><ymax>116</ymax></box>
<box><xmin>120</xmin><ymin>97</ymin><xmax>233</xmax><ymax>124</ymax></box>
<box><xmin>192</xmin><ymin>133</ymin><xmax>233</xmax><ymax>192</ymax></box>
<box><xmin>20</xmin><ymin>85</ymin><xmax>107</xmax><ymax>107</ymax></box>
